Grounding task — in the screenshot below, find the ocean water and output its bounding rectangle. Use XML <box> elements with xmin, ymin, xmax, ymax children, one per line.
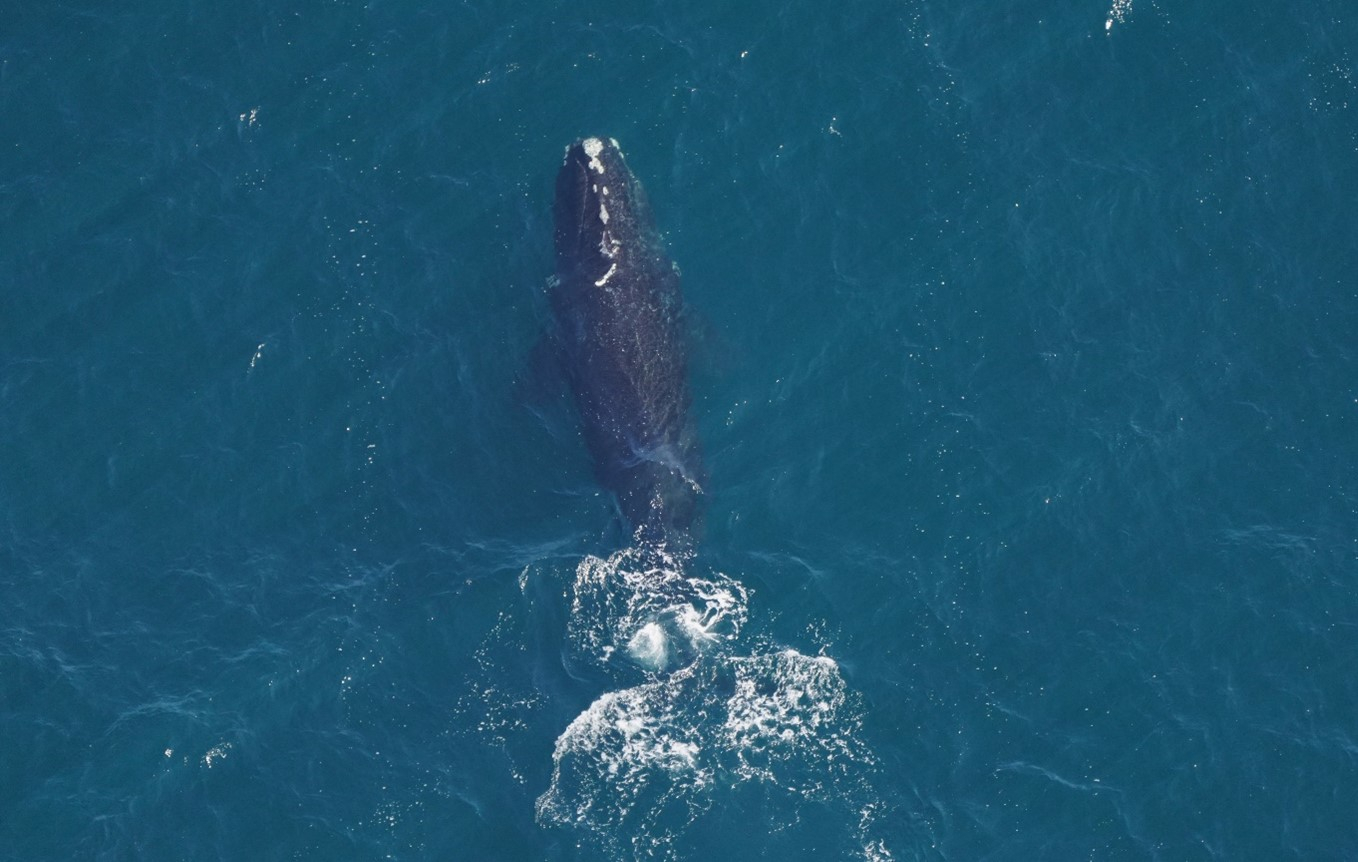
<box><xmin>3</xmin><ymin>0</ymin><xmax>1356</xmax><ymax>859</ymax></box>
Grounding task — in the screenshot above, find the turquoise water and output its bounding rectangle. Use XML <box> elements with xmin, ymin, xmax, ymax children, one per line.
<box><xmin>4</xmin><ymin>0</ymin><xmax>1356</xmax><ymax>858</ymax></box>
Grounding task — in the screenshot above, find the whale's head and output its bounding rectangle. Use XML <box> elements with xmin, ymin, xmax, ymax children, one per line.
<box><xmin>554</xmin><ymin>137</ymin><xmax>644</xmax><ymax>276</ymax></box>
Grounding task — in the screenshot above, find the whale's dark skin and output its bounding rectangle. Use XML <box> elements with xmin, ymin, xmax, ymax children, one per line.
<box><xmin>549</xmin><ymin>137</ymin><xmax>702</xmax><ymax>541</ymax></box>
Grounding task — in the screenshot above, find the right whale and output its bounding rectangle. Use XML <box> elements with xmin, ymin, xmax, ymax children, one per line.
<box><xmin>548</xmin><ymin>137</ymin><xmax>703</xmax><ymax>542</ymax></box>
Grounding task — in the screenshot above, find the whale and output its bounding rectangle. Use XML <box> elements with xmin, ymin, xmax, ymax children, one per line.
<box><xmin>549</xmin><ymin>137</ymin><xmax>702</xmax><ymax>541</ymax></box>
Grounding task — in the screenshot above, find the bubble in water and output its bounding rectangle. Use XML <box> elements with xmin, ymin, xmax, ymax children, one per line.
<box><xmin>627</xmin><ymin>622</ymin><xmax>671</xmax><ymax>671</ymax></box>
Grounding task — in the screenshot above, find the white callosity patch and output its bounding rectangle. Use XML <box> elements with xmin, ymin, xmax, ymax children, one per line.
<box><xmin>583</xmin><ymin>141</ymin><xmax>614</xmax><ymax>231</ymax></box>
<box><xmin>598</xmin><ymin>231</ymin><xmax>621</xmax><ymax>260</ymax></box>
<box><xmin>594</xmin><ymin>262</ymin><xmax>618</xmax><ymax>287</ymax></box>
<box><xmin>583</xmin><ymin>137</ymin><xmax>607</xmax><ymax>174</ymax></box>
<box><xmin>591</xmin><ymin>183</ymin><xmax>610</xmax><ymax>225</ymax></box>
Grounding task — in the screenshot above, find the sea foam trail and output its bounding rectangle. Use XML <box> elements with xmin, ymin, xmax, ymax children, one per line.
<box><xmin>534</xmin><ymin>546</ymin><xmax>894</xmax><ymax>860</ymax></box>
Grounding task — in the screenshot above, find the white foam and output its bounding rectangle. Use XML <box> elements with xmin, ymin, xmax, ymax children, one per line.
<box><xmin>565</xmin><ymin>546</ymin><xmax>749</xmax><ymax>674</ymax></box>
<box><xmin>537</xmin><ymin>520</ymin><xmax>890</xmax><ymax>854</ymax></box>
<box><xmin>496</xmin><ymin>541</ymin><xmax>896</xmax><ymax>856</ymax></box>
<box><xmin>536</xmin><ymin>672</ymin><xmax>711</xmax><ymax>837</ymax></box>
<box><xmin>537</xmin><ymin>649</ymin><xmax>883</xmax><ymax>854</ymax></box>
<box><xmin>202</xmin><ymin>742</ymin><xmax>233</xmax><ymax>768</ymax></box>
<box><xmin>723</xmin><ymin>650</ymin><xmax>852</xmax><ymax>778</ymax></box>
<box><xmin>1105</xmin><ymin>0</ymin><xmax>1132</xmax><ymax>31</ymax></box>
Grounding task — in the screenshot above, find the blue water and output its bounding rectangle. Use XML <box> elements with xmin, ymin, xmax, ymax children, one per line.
<box><xmin>3</xmin><ymin>0</ymin><xmax>1356</xmax><ymax>859</ymax></box>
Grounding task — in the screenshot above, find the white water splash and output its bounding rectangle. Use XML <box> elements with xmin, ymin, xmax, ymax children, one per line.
<box><xmin>536</xmin><ymin>649</ymin><xmax>883</xmax><ymax>858</ymax></box>
<box><xmin>534</xmin><ymin>544</ymin><xmax>893</xmax><ymax>858</ymax></box>
<box><xmin>566</xmin><ymin>545</ymin><xmax>747</xmax><ymax>674</ymax></box>
<box><xmin>723</xmin><ymin>650</ymin><xmax>860</xmax><ymax>783</ymax></box>
<box><xmin>1105</xmin><ymin>0</ymin><xmax>1132</xmax><ymax>31</ymax></box>
<box><xmin>202</xmin><ymin>742</ymin><xmax>232</xmax><ymax>768</ymax></box>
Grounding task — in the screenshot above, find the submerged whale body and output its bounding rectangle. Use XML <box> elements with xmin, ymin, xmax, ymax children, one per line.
<box><xmin>550</xmin><ymin>137</ymin><xmax>702</xmax><ymax>541</ymax></box>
